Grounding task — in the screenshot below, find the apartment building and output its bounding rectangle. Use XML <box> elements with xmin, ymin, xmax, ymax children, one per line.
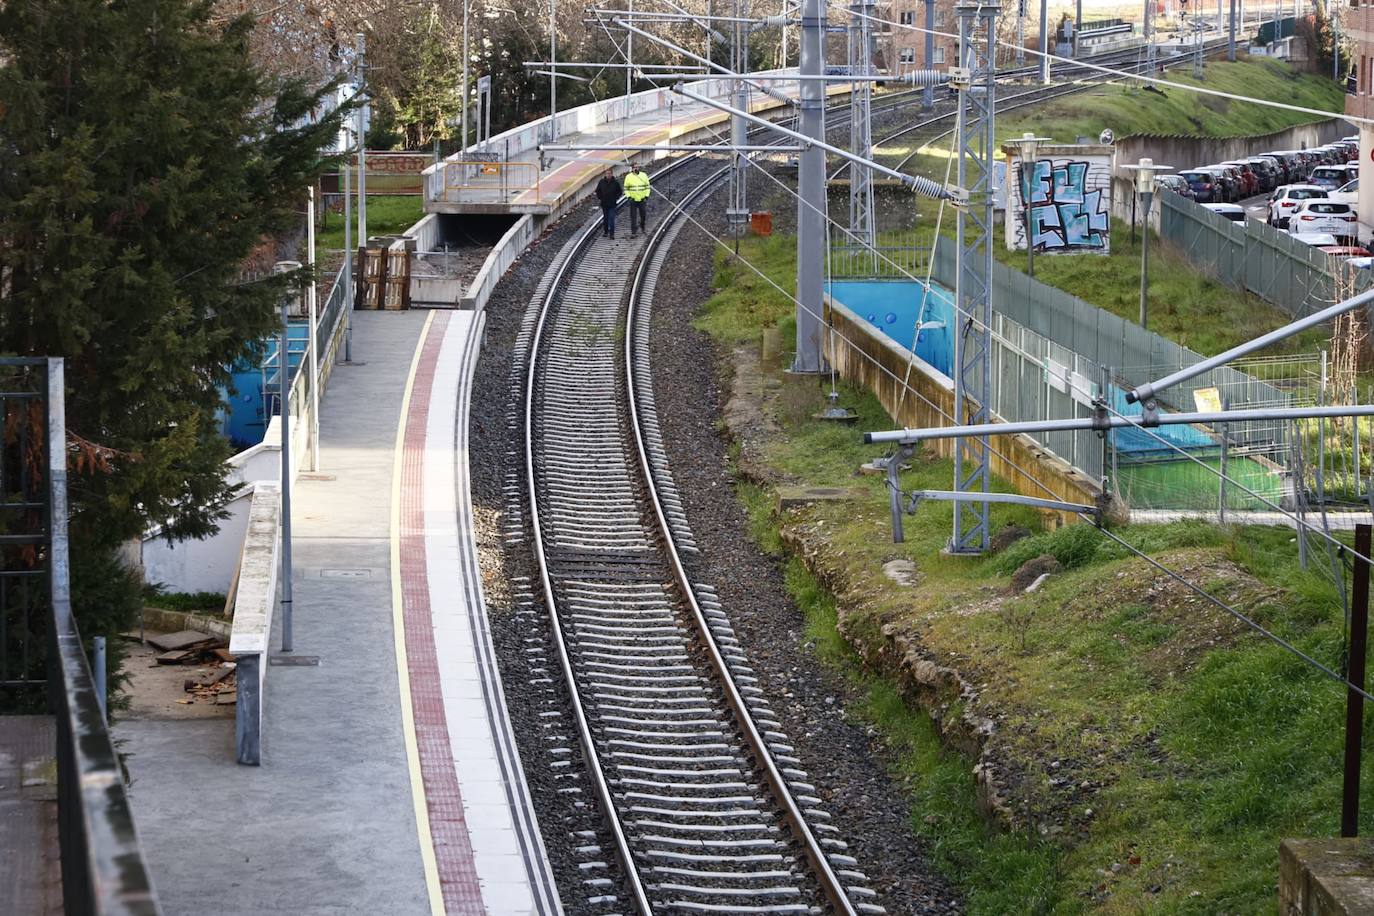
<box><xmin>877</xmin><ymin>0</ymin><xmax>960</xmax><ymax>74</ymax></box>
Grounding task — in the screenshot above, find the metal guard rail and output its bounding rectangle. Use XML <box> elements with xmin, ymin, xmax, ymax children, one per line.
<box><xmin>49</xmin><ymin>603</ymin><xmax>161</xmax><ymax>914</ymax></box>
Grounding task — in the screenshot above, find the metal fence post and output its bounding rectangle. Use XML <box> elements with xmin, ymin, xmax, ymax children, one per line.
<box><xmin>93</xmin><ymin>636</ymin><xmax>107</xmax><ymax>722</ymax></box>
<box><xmin>1343</xmin><ymin>522</ymin><xmax>1371</xmax><ymax>837</ymax></box>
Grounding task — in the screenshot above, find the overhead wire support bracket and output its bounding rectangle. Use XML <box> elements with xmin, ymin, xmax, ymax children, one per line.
<box><xmin>672</xmin><ymin>84</ymin><xmax>955</xmax><ymax>199</ymax></box>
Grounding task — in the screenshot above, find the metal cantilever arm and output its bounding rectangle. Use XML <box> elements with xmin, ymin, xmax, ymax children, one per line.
<box><xmin>1127</xmin><ymin>286</ymin><xmax>1374</xmax><ymax>405</ymax></box>
<box><xmin>675</xmin><ymin>85</ymin><xmax>954</xmax><ymax>200</ymax></box>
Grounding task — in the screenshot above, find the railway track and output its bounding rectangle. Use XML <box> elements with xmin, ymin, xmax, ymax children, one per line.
<box><xmin>838</xmin><ymin>35</ymin><xmax>1240</xmax><ymax>179</ymax></box>
<box><xmin>520</xmin><ymin>148</ymin><xmax>879</xmax><ymax>914</ymax></box>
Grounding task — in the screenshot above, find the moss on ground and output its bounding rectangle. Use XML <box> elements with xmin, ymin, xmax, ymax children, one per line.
<box><xmin>699</xmin><ymin>236</ymin><xmax>1373</xmax><ymax>913</ymax></box>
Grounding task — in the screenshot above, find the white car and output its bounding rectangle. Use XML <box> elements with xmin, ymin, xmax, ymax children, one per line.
<box><xmin>1268</xmin><ymin>185</ymin><xmax>1328</xmax><ymax>229</ymax></box>
<box><xmin>1288</xmin><ymin>199</ymin><xmax>1358</xmax><ymax>241</ymax></box>
<box><xmin>1330</xmin><ymin>178</ymin><xmax>1358</xmax><ymax>206</ymax></box>
<box><xmin>1203</xmin><ymin>203</ymin><xmax>1247</xmax><ymax>222</ymax></box>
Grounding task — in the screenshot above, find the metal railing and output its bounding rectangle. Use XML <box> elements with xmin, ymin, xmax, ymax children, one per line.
<box><xmin>1</xmin><ymin>357</ymin><xmax>162</xmax><ymax>914</ymax></box>
<box><xmin>442</xmin><ymin>159</ymin><xmax>541</xmax><ymax>202</ymax></box>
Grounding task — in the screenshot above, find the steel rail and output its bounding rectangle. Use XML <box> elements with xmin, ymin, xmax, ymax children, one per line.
<box><xmin>625</xmin><ymin>167</ymin><xmax>864</xmax><ymax>916</ymax></box>
<box><xmin>519</xmin><ymin>89</ymin><xmax>860</xmax><ymax>914</ymax></box>
<box><xmin>523</xmin><ymin>201</ymin><xmax>654</xmax><ymax>915</ymax></box>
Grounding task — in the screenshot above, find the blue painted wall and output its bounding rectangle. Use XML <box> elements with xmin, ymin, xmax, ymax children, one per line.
<box><xmin>219</xmin><ymin>321</ymin><xmax>311</xmax><ymax>450</ymax></box>
<box><xmin>828</xmin><ymin>279</ymin><xmax>1216</xmax><ymax>457</ymax></box>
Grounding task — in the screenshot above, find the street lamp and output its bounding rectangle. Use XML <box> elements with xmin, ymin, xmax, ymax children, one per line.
<box><xmin>1122</xmin><ymin>156</ymin><xmax>1170</xmax><ymax>329</ymax></box>
<box><xmin>1015</xmin><ymin>132</ymin><xmax>1052</xmax><ymax>278</ymax></box>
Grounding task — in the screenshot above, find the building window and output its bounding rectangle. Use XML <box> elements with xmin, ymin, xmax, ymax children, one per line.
<box><xmin>933</xmin><ymin>46</ymin><xmax>945</xmax><ymax>64</ymax></box>
<box><xmin>899</xmin><ymin>47</ymin><xmax>916</xmax><ymax>63</ymax></box>
<box><xmin>900</xmin><ymin>10</ymin><xmax>915</xmax><ymax>24</ymax></box>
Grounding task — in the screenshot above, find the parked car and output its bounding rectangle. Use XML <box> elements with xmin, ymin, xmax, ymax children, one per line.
<box><xmin>1290</xmin><ymin>231</ymin><xmax>1341</xmax><ymax>247</ymax></box>
<box><xmin>1254</xmin><ymin>153</ymin><xmax>1296</xmax><ymax>185</ymax></box>
<box><xmin>1271</xmin><ymin>151</ymin><xmax>1309</xmax><ymax>181</ymax></box>
<box><xmin>1268</xmin><ymin>184</ymin><xmax>1328</xmax><ymax>229</ymax></box>
<box><xmin>1309</xmin><ymin>165</ymin><xmax>1348</xmax><ymax>190</ymax></box>
<box><xmin>1246</xmin><ymin>157</ymin><xmax>1281</xmax><ymax>193</ymax></box>
<box><xmin>1156</xmin><ymin>174</ymin><xmax>1196</xmax><ymax>199</ymax></box>
<box><xmin>1178</xmin><ymin>169</ymin><xmax>1221</xmax><ymax>203</ymax></box>
<box><xmin>1203</xmin><ymin>202</ymin><xmax>1247</xmax><ymax>222</ymax></box>
<box><xmin>1201</xmin><ymin>166</ymin><xmax>1241</xmax><ymax>203</ymax></box>
<box><xmin>1221</xmin><ymin>161</ymin><xmax>1259</xmax><ymax>196</ymax></box>
<box><xmin>1330</xmin><ymin>178</ymin><xmax>1358</xmax><ymax>206</ymax></box>
<box><xmin>1289</xmin><ymin>199</ymin><xmax>1358</xmax><ymax>242</ymax></box>
<box><xmin>1318</xmin><ymin>245</ymin><xmax>1372</xmax><ymax>259</ymax></box>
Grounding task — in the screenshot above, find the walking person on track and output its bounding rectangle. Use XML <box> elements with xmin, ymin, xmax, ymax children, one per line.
<box><xmin>624</xmin><ymin>164</ymin><xmax>651</xmax><ymax>237</ymax></box>
<box><xmin>595</xmin><ymin>168</ymin><xmax>621</xmax><ymax>240</ymax></box>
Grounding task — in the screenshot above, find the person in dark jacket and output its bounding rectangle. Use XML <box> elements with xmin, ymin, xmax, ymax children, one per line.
<box><xmin>595</xmin><ymin>168</ymin><xmax>621</xmax><ymax>239</ymax></box>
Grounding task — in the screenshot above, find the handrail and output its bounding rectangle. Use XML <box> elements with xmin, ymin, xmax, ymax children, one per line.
<box><xmin>43</xmin><ymin>357</ymin><xmax>162</xmax><ymax>914</ymax></box>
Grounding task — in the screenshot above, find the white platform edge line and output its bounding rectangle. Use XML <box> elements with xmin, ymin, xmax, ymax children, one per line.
<box><xmin>454</xmin><ymin>309</ymin><xmax>566</xmax><ymax>916</ymax></box>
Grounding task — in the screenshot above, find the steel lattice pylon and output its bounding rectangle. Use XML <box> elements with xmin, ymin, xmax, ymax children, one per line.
<box><xmin>847</xmin><ymin>0</ymin><xmax>876</xmax><ymax>271</ymax></box>
<box><xmin>950</xmin><ymin>1</ymin><xmax>998</xmax><ymax>555</ymax></box>
<box><xmin>727</xmin><ymin>0</ymin><xmax>751</xmax><ymax>235</ymax></box>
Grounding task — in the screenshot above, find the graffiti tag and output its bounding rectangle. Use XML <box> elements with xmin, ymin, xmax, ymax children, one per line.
<box><xmin>1021</xmin><ymin>159</ymin><xmax>1110</xmax><ymax>253</ymax></box>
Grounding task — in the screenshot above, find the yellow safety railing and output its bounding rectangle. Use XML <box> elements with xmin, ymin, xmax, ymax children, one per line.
<box><xmin>443</xmin><ymin>160</ymin><xmax>541</xmax><ymax>202</ymax></box>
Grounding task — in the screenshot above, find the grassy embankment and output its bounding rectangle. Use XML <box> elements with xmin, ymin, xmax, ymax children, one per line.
<box><xmin>870</xmin><ymin>58</ymin><xmax>1345</xmax><ymax>357</ymax></box>
<box><xmin>313</xmin><ymin>195</ymin><xmax>425</xmax><ymax>263</ymax></box>
<box><xmin>699</xmin><ymin>233</ymin><xmax>1371</xmax><ymax>913</ymax></box>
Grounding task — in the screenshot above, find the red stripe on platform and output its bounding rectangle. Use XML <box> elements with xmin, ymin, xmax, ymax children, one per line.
<box><xmin>400</xmin><ymin>312</ymin><xmax>486</xmax><ymax>914</ymax></box>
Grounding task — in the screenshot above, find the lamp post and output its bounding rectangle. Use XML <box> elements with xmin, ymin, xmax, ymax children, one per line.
<box><xmin>1015</xmin><ymin>132</ymin><xmax>1052</xmax><ymax>278</ymax></box>
<box><xmin>1123</xmin><ymin>157</ymin><xmax>1170</xmax><ymax>330</ymax></box>
<box><xmin>273</xmin><ymin>261</ymin><xmax>301</xmax><ymax>653</ymax></box>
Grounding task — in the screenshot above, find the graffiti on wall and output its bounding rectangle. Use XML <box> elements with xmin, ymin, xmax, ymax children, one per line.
<box><xmin>1006</xmin><ymin>152</ymin><xmax>1112</xmax><ymax>255</ymax></box>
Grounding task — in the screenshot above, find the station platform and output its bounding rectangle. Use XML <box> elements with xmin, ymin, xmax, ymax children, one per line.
<box><xmin>424</xmin><ymin>71</ymin><xmax>832</xmax><ymax>217</ymax></box>
<box><xmin>115</xmin><ymin>310</ymin><xmax>559</xmax><ymax>915</ymax></box>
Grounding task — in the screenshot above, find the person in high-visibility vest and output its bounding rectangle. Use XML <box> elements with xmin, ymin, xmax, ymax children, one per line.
<box><xmin>624</xmin><ymin>164</ymin><xmax>651</xmax><ymax>236</ymax></box>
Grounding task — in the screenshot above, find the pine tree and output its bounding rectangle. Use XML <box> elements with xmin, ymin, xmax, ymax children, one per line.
<box><xmin>0</xmin><ymin>0</ymin><xmax>345</xmax><ymax>544</ymax></box>
<box><xmin>0</xmin><ymin>0</ymin><xmax>348</xmax><ymax>682</ymax></box>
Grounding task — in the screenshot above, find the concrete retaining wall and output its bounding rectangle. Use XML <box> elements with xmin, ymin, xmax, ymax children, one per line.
<box><xmin>1115</xmin><ymin>119</ymin><xmax>1353</xmax><ymax>182</ymax></box>
<box><xmin>824</xmin><ymin>297</ymin><xmax>1102</xmax><ymax>525</ymax></box>
<box><xmin>229</xmin><ymin>481</ymin><xmax>281</xmax><ymax>766</ymax></box>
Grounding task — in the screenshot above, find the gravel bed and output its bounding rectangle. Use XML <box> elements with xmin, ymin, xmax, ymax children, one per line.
<box><xmin>646</xmin><ymin>177</ymin><xmax>964</xmax><ymax>914</ymax></box>
<box><xmin>470</xmin><ymin>106</ymin><xmax>963</xmax><ymax>911</ymax></box>
<box><xmin>468</xmin><ymin>199</ymin><xmax>620</xmax><ymax>915</ymax></box>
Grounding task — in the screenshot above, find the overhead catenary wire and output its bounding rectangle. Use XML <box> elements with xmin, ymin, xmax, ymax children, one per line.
<box><xmin>844</xmin><ymin>6</ymin><xmax>1373</xmax><ymax>127</ymax></box>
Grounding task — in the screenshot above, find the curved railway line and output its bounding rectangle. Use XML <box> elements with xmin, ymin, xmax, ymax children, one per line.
<box><xmin>522</xmin><ymin>149</ymin><xmax>876</xmax><ymax>914</ymax></box>
<box><xmin>508</xmin><ymin>35</ymin><xmax>1246</xmax><ymax>912</ymax></box>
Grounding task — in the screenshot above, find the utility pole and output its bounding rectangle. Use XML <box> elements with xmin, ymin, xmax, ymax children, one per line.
<box><xmin>274</xmin><ymin>261</ymin><xmax>299</xmax><ymax>653</ymax></box>
<box><xmin>550</xmin><ymin>0</ymin><xmax>559</xmax><ymax>140</ymax></box>
<box><xmin>306</xmin><ymin>187</ymin><xmax>320</xmax><ymax>472</ymax></box>
<box><xmin>1039</xmin><ymin>0</ymin><xmax>1050</xmax><ymax>82</ymax></box>
<box><xmin>343</xmin><ymin>116</ymin><xmax>353</xmax><ymax>362</ymax></box>
<box><xmin>1229</xmin><ymin>0</ymin><xmax>1237</xmax><ymax>60</ymax></box>
<box><xmin>1145</xmin><ymin>0</ymin><xmax>1156</xmax><ymax>76</ymax></box>
<box><xmin>356</xmin><ymin>33</ymin><xmax>368</xmax><ymax>246</ymax></box>
<box><xmin>924</xmin><ymin>0</ymin><xmax>936</xmax><ymax>108</ymax></box>
<box><xmin>849</xmin><ymin>0</ymin><xmax>876</xmax><ymax>270</ymax></box>
<box><xmin>1017</xmin><ymin>0</ymin><xmax>1027</xmax><ymax>65</ymax></box>
<box><xmin>728</xmin><ymin>0</ymin><xmax>751</xmax><ymax>237</ymax></box>
<box><xmin>949</xmin><ymin>0</ymin><xmax>999</xmax><ymax>555</ymax></box>
<box><xmin>462</xmin><ymin>0</ymin><xmax>470</xmax><ymax>152</ymax></box>
<box><xmin>793</xmin><ymin>0</ymin><xmax>826</xmax><ymax>373</ymax></box>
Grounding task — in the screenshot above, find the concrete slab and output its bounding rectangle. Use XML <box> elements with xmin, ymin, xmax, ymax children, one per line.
<box><xmin>116</xmin><ymin>311</ymin><xmax>432</xmax><ymax>915</ymax></box>
<box><xmin>0</xmin><ymin>716</ymin><xmax>61</xmax><ymax>916</ymax></box>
